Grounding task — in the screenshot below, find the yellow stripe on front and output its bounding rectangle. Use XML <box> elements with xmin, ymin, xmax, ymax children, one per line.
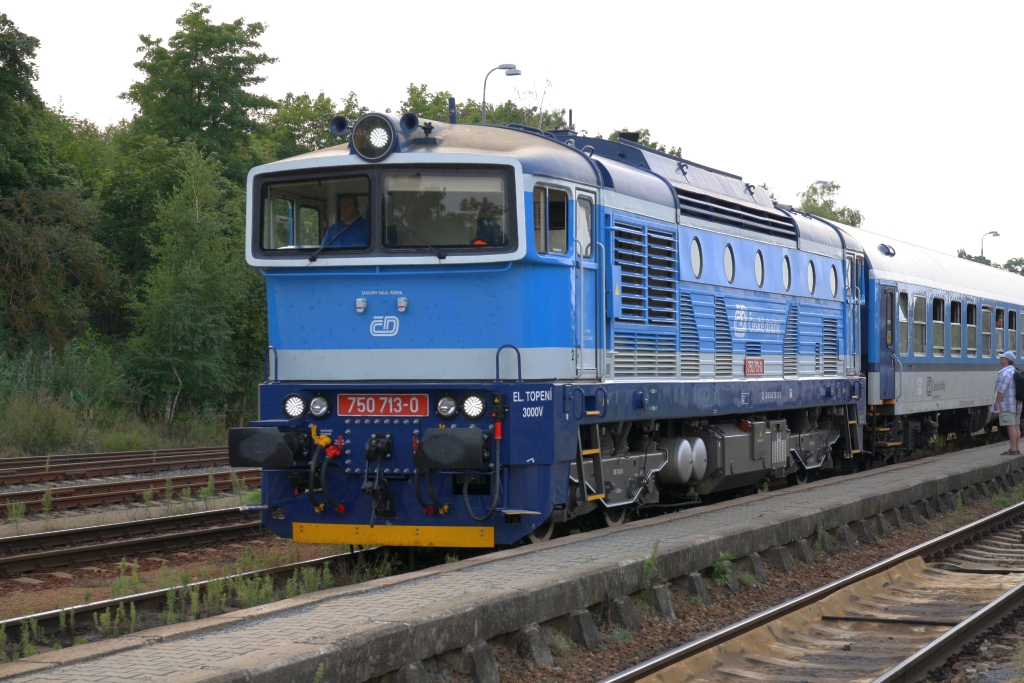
<box><xmin>292</xmin><ymin>522</ymin><xmax>495</xmax><ymax>548</ymax></box>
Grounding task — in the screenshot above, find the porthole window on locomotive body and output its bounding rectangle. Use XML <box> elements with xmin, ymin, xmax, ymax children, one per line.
<box><xmin>830</xmin><ymin>265</ymin><xmax>838</xmax><ymax>297</ymax></box>
<box><xmin>690</xmin><ymin>237</ymin><xmax>703</xmax><ymax>278</ymax></box>
<box><xmin>807</xmin><ymin>261</ymin><xmax>816</xmax><ymax>294</ymax></box>
<box><xmin>782</xmin><ymin>255</ymin><xmax>791</xmax><ymax>291</ymax></box>
<box><xmin>754</xmin><ymin>251</ymin><xmax>764</xmax><ymax>287</ymax></box>
<box><xmin>724</xmin><ymin>244</ymin><xmax>735</xmax><ymax>283</ymax></box>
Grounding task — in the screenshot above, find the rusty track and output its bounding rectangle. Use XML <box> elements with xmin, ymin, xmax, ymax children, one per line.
<box><xmin>601</xmin><ymin>500</ymin><xmax>1024</xmax><ymax>683</ymax></box>
<box><xmin>0</xmin><ymin>470</ymin><xmax>260</xmax><ymax>515</ymax></box>
<box><xmin>0</xmin><ymin>450</ymin><xmax>230</xmax><ymax>486</ymax></box>
<box><xmin>0</xmin><ymin>447</ymin><xmax>226</xmax><ymax>469</ymax></box>
<box><xmin>0</xmin><ymin>507</ymin><xmax>264</xmax><ymax>575</ymax></box>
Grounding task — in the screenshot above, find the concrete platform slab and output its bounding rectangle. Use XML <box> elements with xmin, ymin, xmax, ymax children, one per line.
<box><xmin>3</xmin><ymin>444</ymin><xmax>1020</xmax><ymax>683</ymax></box>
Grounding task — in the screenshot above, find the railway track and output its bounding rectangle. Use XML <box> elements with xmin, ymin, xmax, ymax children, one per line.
<box><xmin>0</xmin><ymin>447</ymin><xmax>228</xmax><ymax>486</ymax></box>
<box><xmin>602</xmin><ymin>499</ymin><xmax>1024</xmax><ymax>683</ymax></box>
<box><xmin>1</xmin><ymin>545</ymin><xmax>386</xmax><ymax>638</ymax></box>
<box><xmin>0</xmin><ymin>507</ymin><xmax>263</xmax><ymax>575</ymax></box>
<box><xmin>0</xmin><ymin>469</ymin><xmax>260</xmax><ymax>515</ymax></box>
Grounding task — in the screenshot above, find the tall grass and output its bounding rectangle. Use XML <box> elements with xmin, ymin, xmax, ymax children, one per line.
<box><xmin>0</xmin><ymin>341</ymin><xmax>229</xmax><ymax>457</ymax></box>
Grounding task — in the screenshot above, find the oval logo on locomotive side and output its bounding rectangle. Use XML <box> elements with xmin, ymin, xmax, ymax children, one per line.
<box><xmin>734</xmin><ymin>304</ymin><xmax>749</xmax><ymax>338</ymax></box>
<box><xmin>370</xmin><ymin>315</ymin><xmax>400</xmax><ymax>337</ymax></box>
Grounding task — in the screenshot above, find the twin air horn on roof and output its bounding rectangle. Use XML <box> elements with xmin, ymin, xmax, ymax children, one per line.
<box><xmin>330</xmin><ymin>113</ymin><xmax>425</xmax><ymax>161</ymax></box>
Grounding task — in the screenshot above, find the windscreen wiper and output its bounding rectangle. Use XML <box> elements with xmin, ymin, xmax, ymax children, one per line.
<box><xmin>385</xmin><ymin>209</ymin><xmax>447</xmax><ymax>261</ymax></box>
<box><xmin>306</xmin><ymin>224</ymin><xmax>355</xmax><ymax>263</ymax></box>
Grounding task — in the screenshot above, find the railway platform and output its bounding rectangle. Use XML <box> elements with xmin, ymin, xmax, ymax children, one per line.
<box><xmin>2</xmin><ymin>443</ymin><xmax>1022</xmax><ymax>683</ymax></box>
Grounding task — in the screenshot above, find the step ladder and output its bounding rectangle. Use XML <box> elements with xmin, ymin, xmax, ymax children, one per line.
<box><xmin>575</xmin><ymin>424</ymin><xmax>606</xmax><ymax>502</ymax></box>
<box><xmin>843</xmin><ymin>404</ymin><xmax>864</xmax><ymax>458</ymax></box>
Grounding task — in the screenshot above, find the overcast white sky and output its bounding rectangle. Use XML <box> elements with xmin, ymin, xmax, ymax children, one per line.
<box><xmin>10</xmin><ymin>1</ymin><xmax>1024</xmax><ymax>260</ymax></box>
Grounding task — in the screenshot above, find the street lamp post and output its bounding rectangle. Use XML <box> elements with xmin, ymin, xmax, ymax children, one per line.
<box><xmin>982</xmin><ymin>230</ymin><xmax>1000</xmax><ymax>258</ymax></box>
<box><xmin>482</xmin><ymin>64</ymin><xmax>521</xmax><ymax>125</ymax></box>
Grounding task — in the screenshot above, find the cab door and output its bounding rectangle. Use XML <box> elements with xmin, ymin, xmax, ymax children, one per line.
<box><xmin>879</xmin><ymin>286</ymin><xmax>896</xmax><ymax>400</ymax></box>
<box><xmin>575</xmin><ymin>195</ymin><xmax>598</xmax><ymax>378</ymax></box>
<box><xmin>845</xmin><ymin>252</ymin><xmax>864</xmax><ymax>375</ymax></box>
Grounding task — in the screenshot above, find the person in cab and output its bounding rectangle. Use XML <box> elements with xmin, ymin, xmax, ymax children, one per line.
<box><xmin>322</xmin><ymin>194</ymin><xmax>369</xmax><ymax>248</ymax></box>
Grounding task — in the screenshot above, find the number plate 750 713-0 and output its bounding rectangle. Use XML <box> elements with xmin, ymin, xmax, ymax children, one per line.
<box><xmin>337</xmin><ymin>394</ymin><xmax>430</xmax><ymax>417</ymax></box>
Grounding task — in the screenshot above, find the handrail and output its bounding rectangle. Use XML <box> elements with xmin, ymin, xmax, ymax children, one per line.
<box><xmin>264</xmin><ymin>346</ymin><xmax>279</xmax><ymax>383</ymax></box>
<box><xmin>597</xmin><ymin>242</ymin><xmax>607</xmax><ymax>378</ymax></box>
<box><xmin>495</xmin><ymin>344</ymin><xmax>523</xmax><ymax>383</ymax></box>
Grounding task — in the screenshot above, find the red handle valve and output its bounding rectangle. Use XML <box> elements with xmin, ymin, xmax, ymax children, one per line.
<box><xmin>325</xmin><ymin>445</ymin><xmax>342</xmax><ymax>458</ymax></box>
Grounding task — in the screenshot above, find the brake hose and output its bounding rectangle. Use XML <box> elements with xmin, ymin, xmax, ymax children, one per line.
<box><xmin>307</xmin><ymin>444</ymin><xmax>325</xmax><ymax>510</ymax></box>
<box><xmin>414</xmin><ymin>468</ymin><xmax>431</xmax><ymax>510</ymax></box>
<box><xmin>463</xmin><ymin>436</ymin><xmax>501</xmax><ymax>522</ymax></box>
<box><xmin>319</xmin><ymin>455</ymin><xmax>342</xmax><ymax>509</ymax></box>
<box><xmin>424</xmin><ymin>468</ymin><xmax>445</xmax><ymax>510</ymax></box>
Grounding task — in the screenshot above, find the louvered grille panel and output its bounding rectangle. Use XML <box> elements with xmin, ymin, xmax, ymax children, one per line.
<box><xmin>823</xmin><ymin>318</ymin><xmax>839</xmax><ymax>375</ymax></box>
<box><xmin>613</xmin><ymin>224</ymin><xmax>677</xmax><ymax>326</ymax></box>
<box><xmin>815</xmin><ymin>343</ymin><xmax>821</xmax><ymax>374</ymax></box>
<box><xmin>613</xmin><ymin>225</ymin><xmax>646</xmax><ymax>322</ymax></box>
<box><xmin>783</xmin><ymin>305</ymin><xmax>799</xmax><ymax>378</ymax></box>
<box><xmin>614</xmin><ymin>332</ymin><xmax>677</xmax><ymax>378</ymax></box>
<box><xmin>677</xmin><ymin>188</ymin><xmax>797</xmax><ymax>239</ymax></box>
<box><xmin>679</xmin><ymin>294</ymin><xmax>700</xmax><ymax>377</ymax></box>
<box><xmin>714</xmin><ymin>297</ymin><xmax>732</xmax><ymax>377</ymax></box>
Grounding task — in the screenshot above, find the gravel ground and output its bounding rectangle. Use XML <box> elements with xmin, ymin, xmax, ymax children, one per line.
<box><xmin>463</xmin><ymin>491</ymin><xmax>1016</xmax><ymax>683</ymax></box>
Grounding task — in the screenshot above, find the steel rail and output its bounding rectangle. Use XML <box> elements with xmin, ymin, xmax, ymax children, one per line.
<box><xmin>0</xmin><ymin>470</ymin><xmax>260</xmax><ymax>514</ymax></box>
<box><xmin>0</xmin><ymin>508</ymin><xmax>263</xmax><ymax>575</ymax></box>
<box><xmin>0</xmin><ymin>452</ymin><xmax>230</xmax><ymax>486</ymax></box>
<box><xmin>597</xmin><ymin>498</ymin><xmax>1024</xmax><ymax>683</ymax></box>
<box><xmin>1</xmin><ymin>447</ymin><xmax>227</xmax><ymax>468</ymax></box>
<box><xmin>0</xmin><ymin>545</ymin><xmax>386</xmax><ymax>637</ymax></box>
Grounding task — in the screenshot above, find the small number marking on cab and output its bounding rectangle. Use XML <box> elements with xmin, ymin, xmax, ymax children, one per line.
<box><xmin>522</xmin><ymin>406</ymin><xmax>544</xmax><ymax>418</ymax></box>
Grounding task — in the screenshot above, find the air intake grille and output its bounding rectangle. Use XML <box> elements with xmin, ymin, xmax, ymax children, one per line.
<box><xmin>714</xmin><ymin>297</ymin><xmax>732</xmax><ymax>377</ymax></box>
<box><xmin>823</xmin><ymin>318</ymin><xmax>839</xmax><ymax>375</ymax></box>
<box><xmin>783</xmin><ymin>305</ymin><xmax>799</xmax><ymax>378</ymax></box>
<box><xmin>679</xmin><ymin>294</ymin><xmax>700</xmax><ymax>377</ymax></box>
<box><xmin>614</xmin><ymin>331</ymin><xmax>677</xmax><ymax>378</ymax></box>
<box><xmin>613</xmin><ymin>224</ymin><xmax>678</xmax><ymax>326</ymax></box>
<box><xmin>677</xmin><ymin>188</ymin><xmax>797</xmax><ymax>239</ymax></box>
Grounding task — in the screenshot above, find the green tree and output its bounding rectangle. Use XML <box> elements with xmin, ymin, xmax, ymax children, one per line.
<box><xmin>0</xmin><ymin>15</ymin><xmax>68</xmax><ymax>195</ymax></box>
<box><xmin>257</xmin><ymin>91</ymin><xmax>367</xmax><ymax>160</ymax></box>
<box><xmin>398</xmin><ymin>83</ymin><xmax>566</xmax><ymax>129</ymax></box>
<box><xmin>608</xmin><ymin>129</ymin><xmax>682</xmax><ymax>157</ymax></box>
<box><xmin>126</xmin><ymin>143</ymin><xmax>245</xmax><ymax>422</ymax></box>
<box><xmin>121</xmin><ymin>3</ymin><xmax>277</xmax><ymax>182</ymax></box>
<box><xmin>956</xmin><ymin>249</ymin><xmax>993</xmax><ymax>267</ymax></box>
<box><xmin>1004</xmin><ymin>257</ymin><xmax>1024</xmax><ymax>275</ymax></box>
<box><xmin>797</xmin><ymin>181</ymin><xmax>864</xmax><ymax>227</ymax></box>
<box><xmin>0</xmin><ymin>187</ymin><xmax>112</xmax><ymax>347</ymax></box>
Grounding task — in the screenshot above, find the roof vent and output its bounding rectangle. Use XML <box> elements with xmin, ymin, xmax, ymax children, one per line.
<box><xmin>878</xmin><ymin>244</ymin><xmax>896</xmax><ymax>257</ymax></box>
<box><xmin>618</xmin><ymin>131</ymin><xmax>640</xmax><ymax>143</ymax></box>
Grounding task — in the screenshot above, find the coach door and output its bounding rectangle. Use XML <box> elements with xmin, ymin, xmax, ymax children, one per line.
<box><xmin>879</xmin><ymin>286</ymin><xmax>897</xmax><ymax>400</ymax></box>
<box><xmin>575</xmin><ymin>195</ymin><xmax>599</xmax><ymax>378</ymax></box>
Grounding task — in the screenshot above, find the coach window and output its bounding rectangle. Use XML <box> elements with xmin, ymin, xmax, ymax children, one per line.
<box><xmin>967</xmin><ymin>303</ymin><xmax>978</xmax><ymax>357</ymax></box>
<box><xmin>982</xmin><ymin>306</ymin><xmax>993</xmax><ymax>357</ymax></box>
<box><xmin>830</xmin><ymin>265</ymin><xmax>838</xmax><ymax>297</ymax></box>
<box><xmin>950</xmin><ymin>301</ymin><xmax>962</xmax><ymax>357</ymax></box>
<box><xmin>807</xmin><ymin>261</ymin><xmax>816</xmax><ymax>294</ymax></box>
<box><xmin>898</xmin><ymin>292</ymin><xmax>909</xmax><ymax>356</ymax></box>
<box><xmin>996</xmin><ymin>308</ymin><xmax>1005</xmax><ymax>354</ymax></box>
<box><xmin>912</xmin><ymin>295</ymin><xmax>927</xmax><ymax>356</ymax></box>
<box><xmin>533</xmin><ymin>187</ymin><xmax>568</xmax><ymax>255</ymax></box>
<box><xmin>1011</xmin><ymin>311</ymin><xmax>1018</xmax><ymax>355</ymax></box>
<box><xmin>782</xmin><ymin>255</ymin><xmax>791</xmax><ymax>291</ymax></box>
<box><xmin>754</xmin><ymin>251</ymin><xmax>764</xmax><ymax>287</ymax></box>
<box><xmin>724</xmin><ymin>244</ymin><xmax>735</xmax><ymax>283</ymax></box>
<box><xmin>932</xmin><ymin>298</ymin><xmax>945</xmax><ymax>356</ymax></box>
<box><xmin>690</xmin><ymin>238</ymin><xmax>703</xmax><ymax>278</ymax></box>
<box><xmin>885</xmin><ymin>290</ymin><xmax>894</xmax><ymax>348</ymax></box>
<box><xmin>576</xmin><ymin>197</ymin><xmax>593</xmax><ymax>257</ymax></box>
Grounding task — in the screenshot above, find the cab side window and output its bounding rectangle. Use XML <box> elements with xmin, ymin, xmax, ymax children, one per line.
<box><xmin>533</xmin><ymin>186</ymin><xmax>568</xmax><ymax>255</ymax></box>
<box><xmin>576</xmin><ymin>197</ymin><xmax>593</xmax><ymax>257</ymax></box>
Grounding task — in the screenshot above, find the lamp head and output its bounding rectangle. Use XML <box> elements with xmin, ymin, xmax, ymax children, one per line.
<box><xmin>497</xmin><ymin>63</ymin><xmax>516</xmax><ymax>70</ymax></box>
<box><xmin>505</xmin><ymin>68</ymin><xmax>522</xmax><ymax>76</ymax></box>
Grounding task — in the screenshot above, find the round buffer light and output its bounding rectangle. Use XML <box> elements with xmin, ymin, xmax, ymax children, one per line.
<box><xmin>461</xmin><ymin>395</ymin><xmax>486</xmax><ymax>420</ymax></box>
<box><xmin>283</xmin><ymin>394</ymin><xmax>307</xmax><ymax>419</ymax></box>
<box><xmin>436</xmin><ymin>396</ymin><xmax>458</xmax><ymax>420</ymax></box>
<box><xmin>351</xmin><ymin>114</ymin><xmax>396</xmax><ymax>161</ymax></box>
<box><xmin>309</xmin><ymin>396</ymin><xmax>330</xmax><ymax>419</ymax></box>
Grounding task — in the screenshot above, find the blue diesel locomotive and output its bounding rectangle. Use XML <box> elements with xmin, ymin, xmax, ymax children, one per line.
<box><xmin>228</xmin><ymin>111</ymin><xmax>1024</xmax><ymax>547</ymax></box>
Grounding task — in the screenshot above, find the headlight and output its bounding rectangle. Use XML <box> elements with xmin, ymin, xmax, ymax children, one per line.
<box><xmin>283</xmin><ymin>394</ymin><xmax>306</xmax><ymax>419</ymax></box>
<box><xmin>461</xmin><ymin>395</ymin><xmax>485</xmax><ymax>420</ymax></box>
<box><xmin>351</xmin><ymin>114</ymin><xmax>396</xmax><ymax>161</ymax></box>
<box><xmin>309</xmin><ymin>396</ymin><xmax>330</xmax><ymax>419</ymax></box>
<box><xmin>436</xmin><ymin>396</ymin><xmax>458</xmax><ymax>419</ymax></box>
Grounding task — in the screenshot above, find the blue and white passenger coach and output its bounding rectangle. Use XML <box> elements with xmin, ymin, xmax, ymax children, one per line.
<box><xmin>229</xmin><ymin>111</ymin><xmax>1007</xmax><ymax>548</ymax></box>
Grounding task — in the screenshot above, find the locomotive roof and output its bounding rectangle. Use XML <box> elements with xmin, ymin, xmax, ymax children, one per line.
<box><xmin>840</xmin><ymin>224</ymin><xmax>1024</xmax><ymax>305</ymax></box>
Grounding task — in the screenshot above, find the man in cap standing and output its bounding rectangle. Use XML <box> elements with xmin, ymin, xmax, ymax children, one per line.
<box><xmin>993</xmin><ymin>351</ymin><xmax>1021</xmax><ymax>455</ymax></box>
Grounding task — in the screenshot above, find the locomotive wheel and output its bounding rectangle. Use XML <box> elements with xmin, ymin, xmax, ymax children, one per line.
<box><xmin>603</xmin><ymin>506</ymin><xmax>629</xmax><ymax>527</ymax></box>
<box><xmin>787</xmin><ymin>469</ymin><xmax>809</xmax><ymax>486</ymax></box>
<box><xmin>527</xmin><ymin>517</ymin><xmax>555</xmax><ymax>544</ymax></box>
